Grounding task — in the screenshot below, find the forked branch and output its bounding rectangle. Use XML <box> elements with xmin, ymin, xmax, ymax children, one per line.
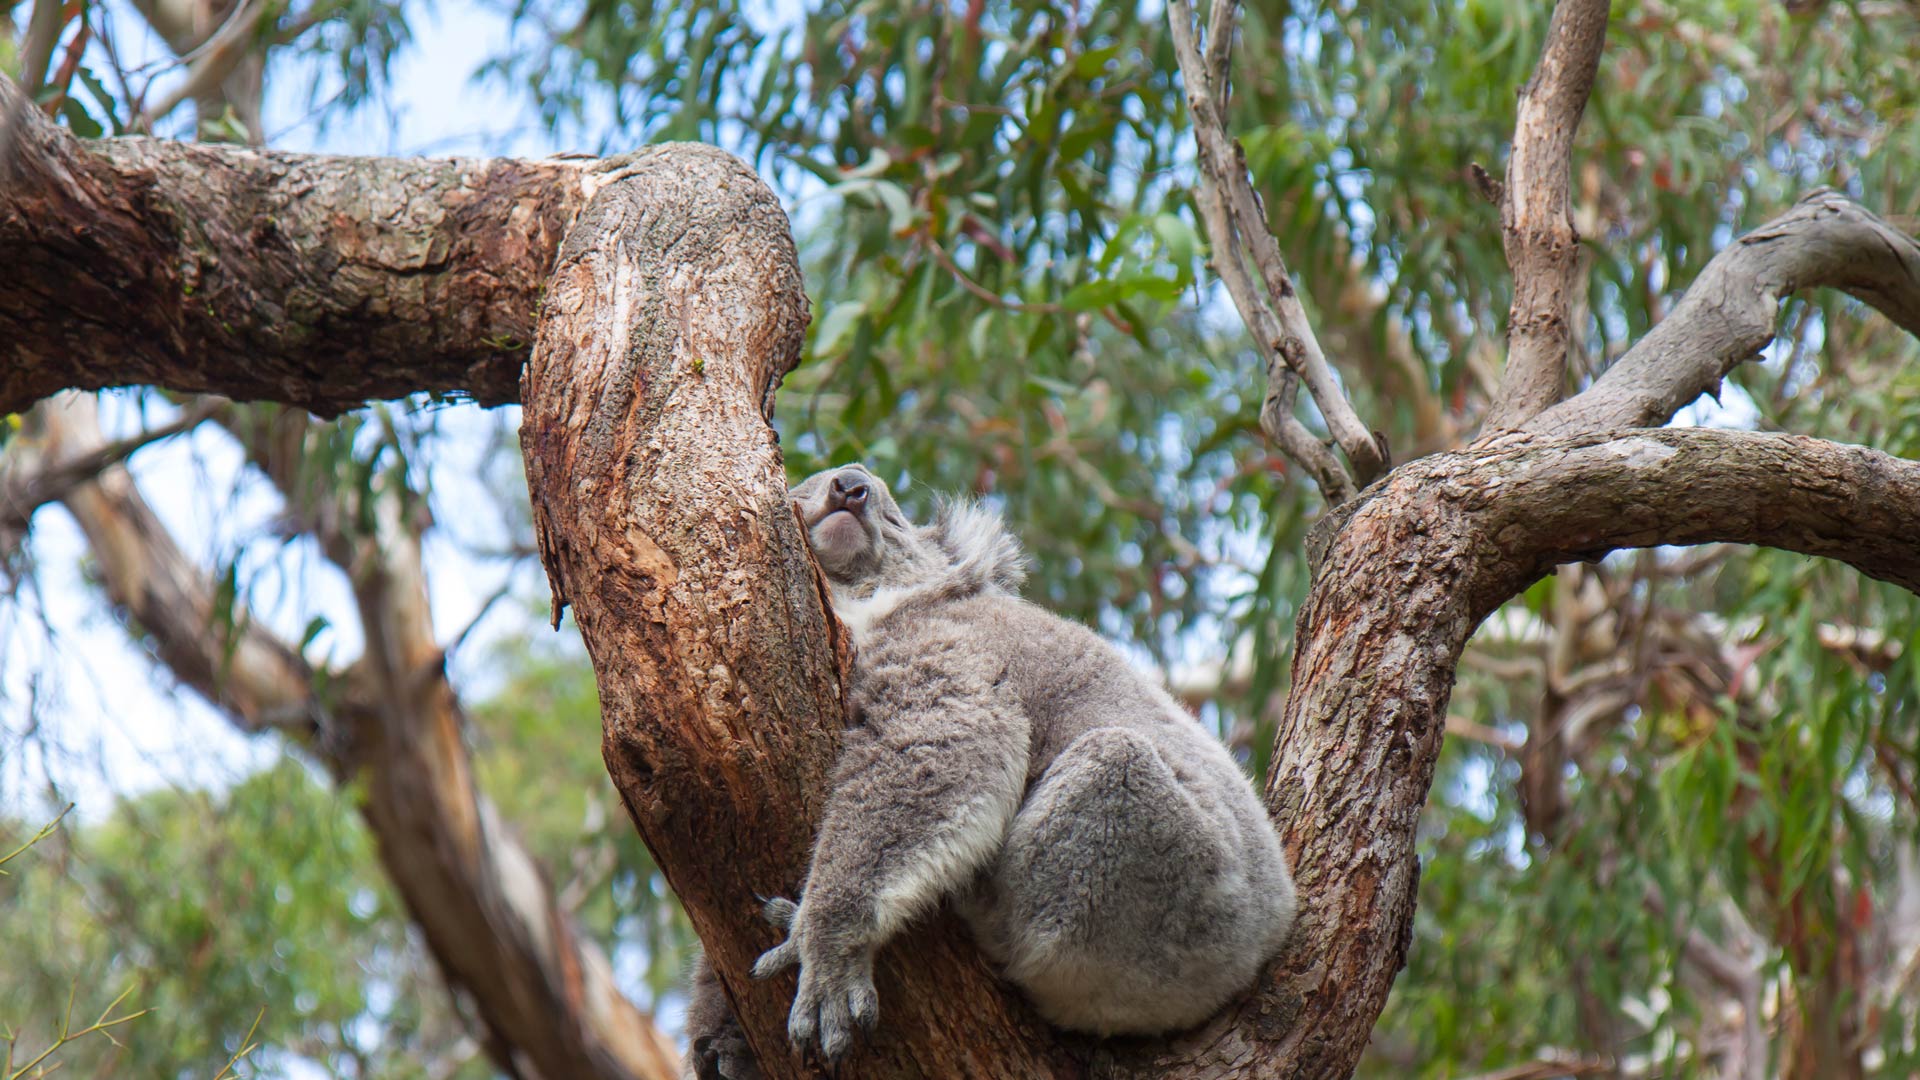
<box><xmin>1483</xmin><ymin>0</ymin><xmax>1611</xmax><ymax>430</ymax></box>
<box><xmin>1529</xmin><ymin>190</ymin><xmax>1920</xmax><ymax>436</ymax></box>
<box><xmin>1168</xmin><ymin>0</ymin><xmax>1383</xmax><ymax>503</ymax></box>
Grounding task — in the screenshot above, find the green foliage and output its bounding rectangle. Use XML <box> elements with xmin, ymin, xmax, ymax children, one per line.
<box><xmin>0</xmin><ymin>629</ymin><xmax>687</xmax><ymax>1078</ymax></box>
<box><xmin>0</xmin><ymin>763</ymin><xmax>467</xmax><ymax>1078</ymax></box>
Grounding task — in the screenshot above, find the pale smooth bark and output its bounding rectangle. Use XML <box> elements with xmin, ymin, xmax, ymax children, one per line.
<box><xmin>1167</xmin><ymin>0</ymin><xmax>1381</xmax><ymax>499</ymax></box>
<box><xmin>1528</xmin><ymin>190</ymin><xmax>1920</xmax><ymax>436</ymax></box>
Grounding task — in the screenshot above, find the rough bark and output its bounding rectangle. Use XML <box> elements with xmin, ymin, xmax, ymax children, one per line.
<box><xmin>19</xmin><ymin>394</ymin><xmax>681</xmax><ymax>1080</ymax></box>
<box><xmin>1167</xmin><ymin>0</ymin><xmax>1380</xmax><ymax>497</ymax></box>
<box><xmin>1099</xmin><ymin>426</ymin><xmax>1920</xmax><ymax>1078</ymax></box>
<box><xmin>1527</xmin><ymin>190</ymin><xmax>1920</xmax><ymax>436</ymax></box>
<box><xmin>13</xmin><ymin>60</ymin><xmax>1920</xmax><ymax>1079</ymax></box>
<box><xmin>0</xmin><ymin>76</ymin><xmax>610</xmax><ymax>418</ymax></box>
<box><xmin>1483</xmin><ymin>0</ymin><xmax>1610</xmax><ymax>429</ymax></box>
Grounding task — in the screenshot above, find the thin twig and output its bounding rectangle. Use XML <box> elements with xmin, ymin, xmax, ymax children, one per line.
<box><xmin>923</xmin><ymin>236</ymin><xmax>1063</xmax><ymax>314</ymax></box>
<box><xmin>210</xmin><ymin>1007</ymin><xmax>267</xmax><ymax>1079</ymax></box>
<box><xmin>5</xmin><ymin>984</ymin><xmax>149</xmax><ymax>1080</ymax></box>
<box><xmin>1</xmin><ymin>398</ymin><xmax>226</xmax><ymax>535</ymax></box>
<box><xmin>0</xmin><ymin>804</ymin><xmax>73</xmax><ymax>873</ymax></box>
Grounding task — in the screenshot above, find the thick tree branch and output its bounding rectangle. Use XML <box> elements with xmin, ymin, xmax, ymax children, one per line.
<box><xmin>522</xmin><ymin>142</ymin><xmax>1072</xmax><ymax>1079</ymax></box>
<box><xmin>517</xmin><ymin>135</ymin><xmax>1920</xmax><ymax>1079</ymax></box>
<box><xmin>0</xmin><ymin>76</ymin><xmax>611</xmax><ymax>417</ymax></box>
<box><xmin>25</xmin><ymin>393</ymin><xmax>680</xmax><ymax>1080</ymax></box>
<box><xmin>1484</xmin><ymin>0</ymin><xmax>1611</xmax><ymax>430</ymax></box>
<box><xmin>1168</xmin><ymin>0</ymin><xmax>1382</xmax><ymax>499</ymax></box>
<box><xmin>1530</xmin><ymin>190</ymin><xmax>1920</xmax><ymax>436</ymax></box>
<box><xmin>1197</xmin><ymin>426</ymin><xmax>1920</xmax><ymax>1077</ymax></box>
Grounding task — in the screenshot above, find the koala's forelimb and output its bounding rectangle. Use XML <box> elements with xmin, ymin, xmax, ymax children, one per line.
<box><xmin>753</xmin><ymin>634</ymin><xmax>1030</xmax><ymax>1057</ymax></box>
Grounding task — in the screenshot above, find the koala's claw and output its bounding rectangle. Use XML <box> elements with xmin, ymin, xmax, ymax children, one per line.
<box><xmin>786</xmin><ymin>957</ymin><xmax>879</xmax><ymax>1060</ymax></box>
<box><xmin>751</xmin><ymin>939</ymin><xmax>799</xmax><ymax>980</ymax></box>
<box><xmin>752</xmin><ymin>894</ymin><xmax>878</xmax><ymax>1059</ymax></box>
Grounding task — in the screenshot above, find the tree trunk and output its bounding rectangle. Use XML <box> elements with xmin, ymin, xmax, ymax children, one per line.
<box><xmin>23</xmin><ymin>395</ymin><xmax>682</xmax><ymax>1080</ymax></box>
<box><xmin>516</xmin><ymin>135</ymin><xmax>1920</xmax><ymax>1077</ymax></box>
<box><xmin>519</xmin><ymin>142</ymin><xmax>1072</xmax><ymax>1079</ymax></box>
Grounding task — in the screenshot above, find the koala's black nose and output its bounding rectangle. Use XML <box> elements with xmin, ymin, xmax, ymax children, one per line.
<box><xmin>830</xmin><ymin>472</ymin><xmax>869</xmax><ymax>511</ymax></box>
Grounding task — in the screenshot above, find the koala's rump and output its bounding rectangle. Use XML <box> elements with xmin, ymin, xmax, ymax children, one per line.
<box><xmin>936</xmin><ymin>597</ymin><xmax>1296</xmax><ymax>1035</ymax></box>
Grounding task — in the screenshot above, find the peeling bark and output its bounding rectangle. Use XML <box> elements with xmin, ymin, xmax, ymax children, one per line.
<box><xmin>1527</xmin><ymin>190</ymin><xmax>1920</xmax><ymax>436</ymax></box>
<box><xmin>13</xmin><ymin>59</ymin><xmax>1920</xmax><ymax>1078</ymax></box>
<box><xmin>521</xmin><ymin>141</ymin><xmax>1074</xmax><ymax>1080</ymax></box>
<box><xmin>515</xmin><ymin>134</ymin><xmax>1920</xmax><ymax>1078</ymax></box>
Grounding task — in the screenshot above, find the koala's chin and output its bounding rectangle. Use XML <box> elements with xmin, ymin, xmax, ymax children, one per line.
<box><xmin>809</xmin><ymin>510</ymin><xmax>870</xmax><ymax>571</ymax></box>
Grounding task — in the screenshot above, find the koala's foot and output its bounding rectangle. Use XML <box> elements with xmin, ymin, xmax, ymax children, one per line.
<box><xmin>750</xmin><ymin>895</ymin><xmax>879</xmax><ymax>1060</ymax></box>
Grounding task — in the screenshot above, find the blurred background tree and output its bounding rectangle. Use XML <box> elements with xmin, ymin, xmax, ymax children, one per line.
<box><xmin>3</xmin><ymin>0</ymin><xmax>1918</xmax><ymax>1076</ymax></box>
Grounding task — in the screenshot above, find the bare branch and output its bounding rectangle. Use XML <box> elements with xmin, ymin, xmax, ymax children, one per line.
<box><xmin>1484</xmin><ymin>0</ymin><xmax>1611</xmax><ymax>430</ymax></box>
<box><xmin>0</xmin><ymin>397</ymin><xmax>225</xmax><ymax>538</ymax></box>
<box><xmin>31</xmin><ymin>394</ymin><xmax>326</xmax><ymax>741</ymax></box>
<box><xmin>1246</xmin><ymin>425</ymin><xmax>1920</xmax><ymax>1075</ymax></box>
<box><xmin>1646</xmin><ymin>887</ymin><xmax>1767</xmax><ymax>1080</ymax></box>
<box><xmin>1531</xmin><ymin>190</ymin><xmax>1920</xmax><ymax>435</ymax></box>
<box><xmin>134</xmin><ymin>0</ymin><xmax>266</xmax><ymax>132</ymax></box>
<box><xmin>1188</xmin><ymin>166</ymin><xmax>1357</xmax><ymax>502</ymax></box>
<box><xmin>18</xmin><ymin>0</ymin><xmax>64</xmax><ymax>92</ymax></box>
<box><xmin>1168</xmin><ymin>0</ymin><xmax>1385</xmax><ymax>497</ymax></box>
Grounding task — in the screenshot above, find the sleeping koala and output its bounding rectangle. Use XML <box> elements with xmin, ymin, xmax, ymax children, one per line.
<box><xmin>685</xmin><ymin>464</ymin><xmax>1295</xmax><ymax>1074</ymax></box>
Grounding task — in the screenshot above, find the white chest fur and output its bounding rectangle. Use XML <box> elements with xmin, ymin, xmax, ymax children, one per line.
<box><xmin>830</xmin><ymin>585</ymin><xmax>913</xmax><ymax>645</ymax></box>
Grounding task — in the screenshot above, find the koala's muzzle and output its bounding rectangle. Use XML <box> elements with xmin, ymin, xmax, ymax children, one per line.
<box><xmin>828</xmin><ymin>471</ymin><xmax>870</xmax><ymax>515</ymax></box>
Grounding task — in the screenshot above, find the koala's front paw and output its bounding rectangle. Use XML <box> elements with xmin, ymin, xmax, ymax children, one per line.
<box><xmin>750</xmin><ymin>895</ymin><xmax>879</xmax><ymax>1059</ymax></box>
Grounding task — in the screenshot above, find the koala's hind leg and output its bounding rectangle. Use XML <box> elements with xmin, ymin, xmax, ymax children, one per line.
<box><xmin>981</xmin><ymin>727</ymin><xmax>1270</xmax><ymax>1036</ymax></box>
<box><xmin>683</xmin><ymin>950</ymin><xmax>763</xmax><ymax>1080</ymax></box>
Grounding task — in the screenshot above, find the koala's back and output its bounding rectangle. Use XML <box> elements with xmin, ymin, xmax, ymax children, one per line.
<box><xmin>861</xmin><ymin>591</ymin><xmax>1297</xmax><ymax>1034</ymax></box>
<box><xmin>940</xmin><ymin>594</ymin><xmax>1243</xmax><ymax>784</ymax></box>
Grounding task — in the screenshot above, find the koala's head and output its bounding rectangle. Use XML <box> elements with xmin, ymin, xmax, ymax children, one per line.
<box><xmin>790</xmin><ymin>463</ymin><xmax>1028</xmax><ymax>599</ymax></box>
<box><xmin>790</xmin><ymin>463</ymin><xmax>945</xmax><ymax>592</ymax></box>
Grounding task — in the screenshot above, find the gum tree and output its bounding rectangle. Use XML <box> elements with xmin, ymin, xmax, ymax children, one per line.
<box><xmin>6</xmin><ymin>0</ymin><xmax>1920</xmax><ymax>1076</ymax></box>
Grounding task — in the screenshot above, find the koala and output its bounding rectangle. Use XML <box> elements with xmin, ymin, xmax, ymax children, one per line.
<box><xmin>685</xmin><ymin>464</ymin><xmax>1295</xmax><ymax>1072</ymax></box>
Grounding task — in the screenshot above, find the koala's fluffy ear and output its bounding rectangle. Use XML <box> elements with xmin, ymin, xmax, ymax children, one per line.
<box><xmin>931</xmin><ymin>498</ymin><xmax>1029</xmax><ymax>594</ymax></box>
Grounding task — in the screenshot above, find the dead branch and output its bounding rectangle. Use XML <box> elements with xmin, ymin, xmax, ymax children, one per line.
<box><xmin>1167</xmin><ymin>0</ymin><xmax>1384</xmax><ymax>500</ymax></box>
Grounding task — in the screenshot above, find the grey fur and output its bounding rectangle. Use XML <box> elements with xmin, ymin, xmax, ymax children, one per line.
<box><xmin>706</xmin><ymin>464</ymin><xmax>1295</xmax><ymax>1064</ymax></box>
<box><xmin>682</xmin><ymin>952</ymin><xmax>762</xmax><ymax>1080</ymax></box>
